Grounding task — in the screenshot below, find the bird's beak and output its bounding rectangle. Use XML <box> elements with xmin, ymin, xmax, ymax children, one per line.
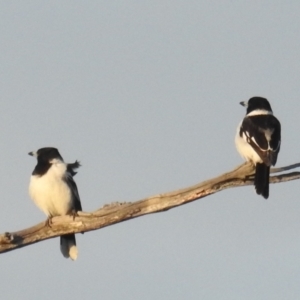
<box><xmin>28</xmin><ymin>151</ymin><xmax>37</xmax><ymax>157</ymax></box>
<box><xmin>239</xmin><ymin>101</ymin><xmax>248</xmax><ymax>107</ymax></box>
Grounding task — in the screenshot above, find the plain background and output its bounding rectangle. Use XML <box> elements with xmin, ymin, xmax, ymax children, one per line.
<box><xmin>0</xmin><ymin>1</ymin><xmax>300</xmax><ymax>299</ymax></box>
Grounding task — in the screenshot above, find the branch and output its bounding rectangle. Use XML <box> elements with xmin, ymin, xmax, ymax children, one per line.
<box><xmin>1</xmin><ymin>162</ymin><xmax>299</xmax><ymax>254</ymax></box>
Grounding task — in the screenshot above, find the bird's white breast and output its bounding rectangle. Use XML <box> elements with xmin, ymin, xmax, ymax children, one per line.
<box><xmin>29</xmin><ymin>161</ymin><xmax>73</xmax><ymax>217</ymax></box>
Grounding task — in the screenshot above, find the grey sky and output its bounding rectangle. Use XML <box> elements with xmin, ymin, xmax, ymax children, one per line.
<box><xmin>0</xmin><ymin>1</ymin><xmax>300</xmax><ymax>299</ymax></box>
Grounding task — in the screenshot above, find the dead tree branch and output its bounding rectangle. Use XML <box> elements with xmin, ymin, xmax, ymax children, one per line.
<box><xmin>0</xmin><ymin>162</ymin><xmax>299</xmax><ymax>254</ymax></box>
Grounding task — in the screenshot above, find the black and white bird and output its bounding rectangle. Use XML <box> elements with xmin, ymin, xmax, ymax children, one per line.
<box><xmin>235</xmin><ymin>97</ymin><xmax>281</xmax><ymax>199</ymax></box>
<box><xmin>28</xmin><ymin>147</ymin><xmax>82</xmax><ymax>260</ymax></box>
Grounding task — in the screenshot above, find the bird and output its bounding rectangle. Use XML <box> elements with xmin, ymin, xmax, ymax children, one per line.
<box><xmin>235</xmin><ymin>97</ymin><xmax>281</xmax><ymax>199</ymax></box>
<box><xmin>28</xmin><ymin>147</ymin><xmax>82</xmax><ymax>260</ymax></box>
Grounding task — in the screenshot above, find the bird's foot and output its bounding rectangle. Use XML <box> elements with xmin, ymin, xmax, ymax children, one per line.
<box><xmin>71</xmin><ymin>210</ymin><xmax>79</xmax><ymax>221</ymax></box>
<box><xmin>45</xmin><ymin>217</ymin><xmax>53</xmax><ymax>228</ymax></box>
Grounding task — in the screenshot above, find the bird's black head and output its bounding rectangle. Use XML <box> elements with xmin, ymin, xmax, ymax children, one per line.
<box><xmin>240</xmin><ymin>97</ymin><xmax>273</xmax><ymax>115</ymax></box>
<box><xmin>29</xmin><ymin>147</ymin><xmax>64</xmax><ymax>163</ymax></box>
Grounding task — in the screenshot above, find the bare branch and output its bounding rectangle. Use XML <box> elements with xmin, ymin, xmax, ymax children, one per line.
<box><xmin>1</xmin><ymin>162</ymin><xmax>299</xmax><ymax>254</ymax></box>
<box><xmin>271</xmin><ymin>162</ymin><xmax>300</xmax><ymax>173</ymax></box>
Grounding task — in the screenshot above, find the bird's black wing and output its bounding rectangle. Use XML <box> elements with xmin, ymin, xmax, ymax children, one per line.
<box><xmin>64</xmin><ymin>162</ymin><xmax>82</xmax><ymax>212</ymax></box>
<box><xmin>67</xmin><ymin>176</ymin><xmax>82</xmax><ymax>212</ymax></box>
<box><xmin>240</xmin><ymin>115</ymin><xmax>281</xmax><ymax>166</ymax></box>
<box><xmin>67</xmin><ymin>160</ymin><xmax>81</xmax><ymax>177</ymax></box>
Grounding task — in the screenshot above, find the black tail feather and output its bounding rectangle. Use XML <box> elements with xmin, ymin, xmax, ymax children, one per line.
<box><xmin>254</xmin><ymin>163</ymin><xmax>270</xmax><ymax>199</ymax></box>
<box><xmin>60</xmin><ymin>234</ymin><xmax>78</xmax><ymax>260</ymax></box>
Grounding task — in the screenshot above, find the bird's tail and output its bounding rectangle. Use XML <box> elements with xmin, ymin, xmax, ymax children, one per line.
<box><xmin>60</xmin><ymin>234</ymin><xmax>78</xmax><ymax>260</ymax></box>
<box><xmin>254</xmin><ymin>163</ymin><xmax>270</xmax><ymax>199</ymax></box>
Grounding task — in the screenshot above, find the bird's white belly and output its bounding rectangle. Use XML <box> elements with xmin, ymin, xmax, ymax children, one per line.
<box><xmin>235</xmin><ymin>125</ymin><xmax>262</xmax><ymax>165</ymax></box>
<box><xmin>29</xmin><ymin>174</ymin><xmax>72</xmax><ymax>217</ymax></box>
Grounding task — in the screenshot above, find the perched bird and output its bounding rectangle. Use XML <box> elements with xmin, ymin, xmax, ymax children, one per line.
<box><xmin>28</xmin><ymin>147</ymin><xmax>82</xmax><ymax>260</ymax></box>
<box><xmin>235</xmin><ymin>97</ymin><xmax>281</xmax><ymax>199</ymax></box>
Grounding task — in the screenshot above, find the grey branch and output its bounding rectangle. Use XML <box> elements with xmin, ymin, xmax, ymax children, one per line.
<box><xmin>0</xmin><ymin>162</ymin><xmax>299</xmax><ymax>254</ymax></box>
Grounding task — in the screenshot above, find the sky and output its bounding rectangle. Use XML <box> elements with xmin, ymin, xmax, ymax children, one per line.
<box><xmin>0</xmin><ymin>1</ymin><xmax>300</xmax><ymax>299</ymax></box>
